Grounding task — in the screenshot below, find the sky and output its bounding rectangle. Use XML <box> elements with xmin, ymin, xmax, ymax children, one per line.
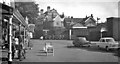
<box><xmin>0</xmin><ymin>0</ymin><xmax>119</xmax><ymax>22</ymax></box>
<box><xmin>34</xmin><ymin>0</ymin><xmax>119</xmax><ymax>23</ymax></box>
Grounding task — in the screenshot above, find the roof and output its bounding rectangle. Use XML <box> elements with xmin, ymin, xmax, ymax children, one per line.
<box><xmin>72</xmin><ymin>23</ymin><xmax>84</xmax><ymax>28</ymax></box>
<box><xmin>64</xmin><ymin>18</ymin><xmax>71</xmax><ymax>22</ymax></box>
<box><xmin>107</xmin><ymin>17</ymin><xmax>120</xmax><ymax>19</ymax></box>
<box><xmin>96</xmin><ymin>23</ymin><xmax>107</xmax><ymax>30</ymax></box>
<box><xmin>85</xmin><ymin>17</ymin><xmax>96</xmax><ymax>23</ymax></box>
<box><xmin>72</xmin><ymin>18</ymin><xmax>84</xmax><ymax>23</ymax></box>
<box><xmin>100</xmin><ymin>37</ymin><xmax>114</xmax><ymax>39</ymax></box>
<box><xmin>64</xmin><ymin>18</ymin><xmax>85</xmax><ymax>23</ymax></box>
<box><xmin>44</xmin><ymin>9</ymin><xmax>59</xmax><ymax>17</ymax></box>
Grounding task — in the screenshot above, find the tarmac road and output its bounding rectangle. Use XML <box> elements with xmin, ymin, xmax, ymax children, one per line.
<box><xmin>19</xmin><ymin>40</ymin><xmax>119</xmax><ymax>62</ymax></box>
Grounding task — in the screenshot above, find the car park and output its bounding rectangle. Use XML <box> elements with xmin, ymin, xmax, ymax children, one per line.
<box><xmin>72</xmin><ymin>37</ymin><xmax>91</xmax><ymax>47</ymax></box>
<box><xmin>97</xmin><ymin>37</ymin><xmax>119</xmax><ymax>51</ymax></box>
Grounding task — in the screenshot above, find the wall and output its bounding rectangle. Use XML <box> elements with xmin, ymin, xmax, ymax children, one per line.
<box><xmin>106</xmin><ymin>18</ymin><xmax>113</xmax><ymax>37</ymax></box>
<box><xmin>106</xmin><ymin>17</ymin><xmax>120</xmax><ymax>41</ymax></box>
<box><xmin>113</xmin><ymin>18</ymin><xmax>120</xmax><ymax>41</ymax></box>
<box><xmin>71</xmin><ymin>28</ymin><xmax>89</xmax><ymax>39</ymax></box>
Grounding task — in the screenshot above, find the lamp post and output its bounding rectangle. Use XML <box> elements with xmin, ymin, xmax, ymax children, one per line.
<box><xmin>8</xmin><ymin>15</ymin><xmax>13</xmax><ymax>62</ymax></box>
<box><xmin>69</xmin><ymin>29</ymin><xmax>72</xmax><ymax>40</ymax></box>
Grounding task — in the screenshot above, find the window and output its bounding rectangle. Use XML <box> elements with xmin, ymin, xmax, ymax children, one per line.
<box><xmin>100</xmin><ymin>39</ymin><xmax>105</xmax><ymax>42</ymax></box>
<box><xmin>56</xmin><ymin>22</ymin><xmax>59</xmax><ymax>25</ymax></box>
<box><xmin>102</xmin><ymin>39</ymin><xmax>105</xmax><ymax>42</ymax></box>
<box><xmin>106</xmin><ymin>39</ymin><xmax>115</xmax><ymax>42</ymax></box>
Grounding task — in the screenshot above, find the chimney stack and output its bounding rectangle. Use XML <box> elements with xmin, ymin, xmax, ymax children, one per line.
<box><xmin>86</xmin><ymin>15</ymin><xmax>88</xmax><ymax>18</ymax></box>
<box><xmin>91</xmin><ymin>14</ymin><xmax>93</xmax><ymax>18</ymax></box>
<box><xmin>71</xmin><ymin>16</ymin><xmax>73</xmax><ymax>19</ymax></box>
<box><xmin>40</xmin><ymin>9</ymin><xmax>44</xmax><ymax>14</ymax></box>
<box><xmin>47</xmin><ymin>6</ymin><xmax>51</xmax><ymax>12</ymax></box>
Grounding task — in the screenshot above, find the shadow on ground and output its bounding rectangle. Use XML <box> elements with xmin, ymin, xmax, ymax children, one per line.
<box><xmin>113</xmin><ymin>51</ymin><xmax>120</xmax><ymax>58</ymax></box>
<box><xmin>37</xmin><ymin>50</ymin><xmax>46</xmax><ymax>53</ymax></box>
<box><xmin>65</xmin><ymin>45</ymin><xmax>116</xmax><ymax>53</ymax></box>
<box><xmin>36</xmin><ymin>50</ymin><xmax>54</xmax><ymax>56</ymax></box>
<box><xmin>36</xmin><ymin>50</ymin><xmax>47</xmax><ymax>56</ymax></box>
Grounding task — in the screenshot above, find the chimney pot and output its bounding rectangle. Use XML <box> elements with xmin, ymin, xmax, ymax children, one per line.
<box><xmin>91</xmin><ymin>14</ymin><xmax>93</xmax><ymax>18</ymax></box>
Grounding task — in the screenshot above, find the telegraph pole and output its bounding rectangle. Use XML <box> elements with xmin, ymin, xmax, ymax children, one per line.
<box><xmin>69</xmin><ymin>29</ymin><xmax>72</xmax><ymax>40</ymax></box>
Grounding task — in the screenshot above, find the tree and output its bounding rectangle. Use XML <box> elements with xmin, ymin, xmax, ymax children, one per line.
<box><xmin>15</xmin><ymin>2</ymin><xmax>39</xmax><ymax>24</ymax></box>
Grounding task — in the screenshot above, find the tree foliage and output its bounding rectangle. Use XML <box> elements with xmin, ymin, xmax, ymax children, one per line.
<box><xmin>15</xmin><ymin>2</ymin><xmax>39</xmax><ymax>24</ymax></box>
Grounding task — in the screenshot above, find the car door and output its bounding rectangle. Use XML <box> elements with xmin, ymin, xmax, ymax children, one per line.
<box><xmin>99</xmin><ymin>39</ymin><xmax>106</xmax><ymax>48</ymax></box>
<box><xmin>98</xmin><ymin>39</ymin><xmax>103</xmax><ymax>48</ymax></box>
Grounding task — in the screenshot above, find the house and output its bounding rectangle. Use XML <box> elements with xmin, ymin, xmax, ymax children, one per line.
<box><xmin>53</xmin><ymin>15</ymin><xmax>64</xmax><ymax>28</ymax></box>
<box><xmin>64</xmin><ymin>14</ymin><xmax>97</xmax><ymax>29</ymax></box>
<box><xmin>36</xmin><ymin>6</ymin><xmax>66</xmax><ymax>39</ymax></box>
<box><xmin>63</xmin><ymin>14</ymin><xmax>98</xmax><ymax>40</ymax></box>
<box><xmin>44</xmin><ymin>6</ymin><xmax>59</xmax><ymax>22</ymax></box>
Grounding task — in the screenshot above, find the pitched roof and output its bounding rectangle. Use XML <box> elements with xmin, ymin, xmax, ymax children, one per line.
<box><xmin>64</xmin><ymin>18</ymin><xmax>89</xmax><ymax>23</ymax></box>
<box><xmin>64</xmin><ymin>18</ymin><xmax>71</xmax><ymax>22</ymax></box>
<box><xmin>53</xmin><ymin>15</ymin><xmax>61</xmax><ymax>21</ymax></box>
<box><xmin>72</xmin><ymin>23</ymin><xmax>84</xmax><ymax>27</ymax></box>
<box><xmin>64</xmin><ymin>16</ymin><xmax>98</xmax><ymax>28</ymax></box>
<box><xmin>44</xmin><ymin>9</ymin><xmax>59</xmax><ymax>17</ymax></box>
<box><xmin>85</xmin><ymin>16</ymin><xmax>97</xmax><ymax>23</ymax></box>
<box><xmin>72</xmin><ymin>18</ymin><xmax>85</xmax><ymax>23</ymax></box>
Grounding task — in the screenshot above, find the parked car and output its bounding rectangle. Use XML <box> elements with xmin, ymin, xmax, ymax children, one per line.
<box><xmin>72</xmin><ymin>37</ymin><xmax>91</xmax><ymax>47</ymax></box>
<box><xmin>97</xmin><ymin>37</ymin><xmax>119</xmax><ymax>51</ymax></box>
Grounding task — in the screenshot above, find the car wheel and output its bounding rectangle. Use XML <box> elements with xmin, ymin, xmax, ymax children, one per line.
<box><xmin>88</xmin><ymin>45</ymin><xmax>90</xmax><ymax>47</ymax></box>
<box><xmin>106</xmin><ymin>46</ymin><xmax>109</xmax><ymax>51</ymax></box>
<box><xmin>97</xmin><ymin>45</ymin><xmax>99</xmax><ymax>47</ymax></box>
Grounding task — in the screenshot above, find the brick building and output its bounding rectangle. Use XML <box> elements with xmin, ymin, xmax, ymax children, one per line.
<box><xmin>106</xmin><ymin>17</ymin><xmax>120</xmax><ymax>41</ymax></box>
<box><xmin>64</xmin><ymin>14</ymin><xmax>101</xmax><ymax>40</ymax></box>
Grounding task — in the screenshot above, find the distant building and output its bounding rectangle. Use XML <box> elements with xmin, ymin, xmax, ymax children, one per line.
<box><xmin>53</xmin><ymin>15</ymin><xmax>64</xmax><ymax>28</ymax></box>
<box><xmin>36</xmin><ymin>6</ymin><xmax>66</xmax><ymax>39</ymax></box>
<box><xmin>64</xmin><ymin>14</ymin><xmax>97</xmax><ymax>29</ymax></box>
<box><xmin>64</xmin><ymin>14</ymin><xmax>99</xmax><ymax>40</ymax></box>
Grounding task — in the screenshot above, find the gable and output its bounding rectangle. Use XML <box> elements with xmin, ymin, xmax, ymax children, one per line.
<box><xmin>53</xmin><ymin>15</ymin><xmax>62</xmax><ymax>22</ymax></box>
<box><xmin>84</xmin><ymin>17</ymin><xmax>97</xmax><ymax>26</ymax></box>
<box><xmin>86</xmin><ymin>24</ymin><xmax>96</xmax><ymax>27</ymax></box>
<box><xmin>85</xmin><ymin>17</ymin><xmax>96</xmax><ymax>23</ymax></box>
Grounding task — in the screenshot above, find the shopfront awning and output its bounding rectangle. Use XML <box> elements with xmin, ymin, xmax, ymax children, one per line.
<box><xmin>0</xmin><ymin>3</ymin><xmax>13</xmax><ymax>15</ymax></box>
<box><xmin>1</xmin><ymin>3</ymin><xmax>29</xmax><ymax>30</ymax></box>
<box><xmin>13</xmin><ymin>9</ymin><xmax>28</xmax><ymax>29</ymax></box>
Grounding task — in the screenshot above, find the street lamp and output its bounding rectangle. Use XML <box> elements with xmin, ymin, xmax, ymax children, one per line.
<box><xmin>100</xmin><ymin>27</ymin><xmax>107</xmax><ymax>38</ymax></box>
